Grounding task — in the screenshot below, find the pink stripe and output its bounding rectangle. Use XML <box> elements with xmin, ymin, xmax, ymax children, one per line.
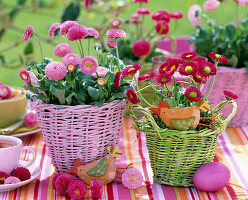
<box><xmin>161</xmin><ymin>185</ymin><xmax>177</xmax><ymax>200</ymax></box>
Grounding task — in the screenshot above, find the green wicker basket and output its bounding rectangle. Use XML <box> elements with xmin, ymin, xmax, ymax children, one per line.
<box><xmin>128</xmin><ymin>100</ymin><xmax>237</xmax><ymax>187</ymax></box>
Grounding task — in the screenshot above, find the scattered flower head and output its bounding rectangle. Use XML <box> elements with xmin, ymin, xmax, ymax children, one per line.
<box><xmin>126</xmin><ymin>89</ymin><xmax>139</xmax><ymax>104</ymax></box>
<box><xmin>60</xmin><ymin>21</ymin><xmax>78</xmax><ymax>35</ymax></box>
<box><xmin>80</xmin><ymin>56</ymin><xmax>98</xmax><ymax>74</ymax></box>
<box><xmin>122</xmin><ymin>168</ymin><xmax>143</xmax><ymax>189</ymax></box>
<box><xmin>111</xmin><ymin>19</ymin><xmax>122</xmax><ymax>28</ymax></box>
<box><xmin>67</xmin><ymin>180</ymin><xmax>86</xmax><ymax>200</ymax></box>
<box><xmin>62</xmin><ymin>53</ymin><xmax>81</xmax><ymax>66</ymax></box>
<box><xmin>185</xmin><ymin>87</ymin><xmax>202</xmax><ymax>102</ymax></box>
<box><xmin>0</xmin><ymin>84</ymin><xmax>12</xmax><ymax>99</ymax></box>
<box><xmin>90</xmin><ymin>179</ymin><xmax>103</xmax><ymax>199</ymax></box>
<box><xmin>23</xmin><ymin>26</ymin><xmax>34</xmax><ymax>41</ymax></box>
<box><xmin>19</xmin><ymin>69</ymin><xmax>30</xmax><ymax>83</ymax></box>
<box><xmin>48</xmin><ymin>23</ymin><xmax>60</xmax><ymax>39</ymax></box>
<box><xmin>45</xmin><ymin>61</ymin><xmax>67</xmax><ymax>81</ymax></box>
<box><xmin>24</xmin><ymin>112</ymin><xmax>38</xmax><ymax>127</ymax></box>
<box><xmin>106</xmin><ymin>29</ymin><xmax>126</xmax><ymax>39</ymax></box>
<box><xmin>224</xmin><ymin>90</ymin><xmax>238</xmax><ymax>100</ymax></box>
<box><xmin>54</xmin><ymin>173</ymin><xmax>75</xmax><ymax>195</ymax></box>
<box><xmin>132</xmin><ymin>40</ymin><xmax>151</xmax><ymax>57</ymax></box>
<box><xmin>67</xmin><ymin>24</ymin><xmax>88</xmax><ymax>41</ymax></box>
<box><xmin>54</xmin><ymin>43</ymin><xmax>72</xmax><ymax>57</ymax></box>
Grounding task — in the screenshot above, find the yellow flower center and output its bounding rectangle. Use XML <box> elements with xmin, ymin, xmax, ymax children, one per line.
<box><xmin>113</xmin><ymin>21</ymin><xmax>119</xmax><ymax>26</ymax></box>
<box><xmin>0</xmin><ymin>89</ymin><xmax>6</xmax><ymax>95</ymax></box>
<box><xmin>171</xmin><ymin>65</ymin><xmax>176</xmax><ymax>71</ymax></box>
<box><xmin>69</xmin><ymin>56</ymin><xmax>74</xmax><ymax>60</ymax></box>
<box><xmin>128</xmin><ymin>68</ymin><xmax>135</xmax><ymax>72</ymax></box>
<box><xmin>130</xmin><ymin>94</ymin><xmax>133</xmax><ymax>98</ymax></box>
<box><xmin>161</xmin><ymin>77</ymin><xmax>168</xmax><ymax>82</ymax></box>
<box><xmin>185</xmin><ymin>66</ymin><xmax>193</xmax><ymax>73</ymax></box>
<box><xmin>215</xmin><ymin>54</ymin><xmax>221</xmax><ymax>59</ymax></box>
<box><xmin>129</xmin><ymin>175</ymin><xmax>137</xmax><ymax>181</ymax></box>
<box><xmin>204</xmin><ymin>66</ymin><xmax>211</xmax><ymax>74</ymax></box>
<box><xmin>60</xmin><ymin>46</ymin><xmax>65</xmax><ymax>51</ymax></box>
<box><xmin>76</xmin><ymin>188</ymin><xmax>80</xmax><ymax>195</ymax></box>
<box><xmin>144</xmin><ymin>74</ymin><xmax>149</xmax><ymax>77</ymax></box>
<box><xmin>186</xmin><ymin>55</ymin><xmax>192</xmax><ymax>58</ymax></box>
<box><xmin>98</xmin><ymin>79</ymin><xmax>105</xmax><ymax>85</ymax></box>
<box><xmin>22</xmin><ymin>74</ymin><xmax>27</xmax><ymax>79</ymax></box>
<box><xmin>161</xmin><ymin>23</ymin><xmax>167</xmax><ymax>32</ymax></box>
<box><xmin>86</xmin><ymin>62</ymin><xmax>92</xmax><ymax>68</ymax></box>
<box><xmin>189</xmin><ymin>92</ymin><xmax>197</xmax><ymax>98</ymax></box>
<box><xmin>196</xmin><ymin>75</ymin><xmax>201</xmax><ymax>79</ymax></box>
<box><xmin>68</xmin><ymin>64</ymin><xmax>74</xmax><ymax>70</ymax></box>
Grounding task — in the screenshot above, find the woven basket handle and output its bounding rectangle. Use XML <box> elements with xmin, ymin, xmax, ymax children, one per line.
<box><xmin>212</xmin><ymin>100</ymin><xmax>237</xmax><ymax>126</ymax></box>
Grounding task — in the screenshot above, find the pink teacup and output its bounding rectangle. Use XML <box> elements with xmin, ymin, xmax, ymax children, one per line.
<box><xmin>0</xmin><ymin>135</ymin><xmax>36</xmax><ymax>175</ymax></box>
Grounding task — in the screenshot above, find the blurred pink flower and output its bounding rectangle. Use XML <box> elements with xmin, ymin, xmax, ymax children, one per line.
<box><xmin>137</xmin><ymin>8</ymin><xmax>150</xmax><ymax>15</ymax></box>
<box><xmin>169</xmin><ymin>11</ymin><xmax>184</xmax><ymax>19</ymax></box>
<box><xmin>132</xmin><ymin>40</ymin><xmax>151</xmax><ymax>57</ymax></box>
<box><xmin>60</xmin><ymin>21</ymin><xmax>77</xmax><ymax>35</ymax></box>
<box><xmin>106</xmin><ymin>29</ymin><xmax>126</xmax><ymax>39</ymax></box>
<box><xmin>106</xmin><ymin>40</ymin><xmax>118</xmax><ymax>48</ymax></box>
<box><xmin>44</xmin><ymin>61</ymin><xmax>67</xmax><ymax>81</ymax></box>
<box><xmin>85</xmin><ymin>0</ymin><xmax>95</xmax><ymax>9</ymax></box>
<box><xmin>92</xmin><ymin>67</ymin><xmax>109</xmax><ymax>78</ymax></box>
<box><xmin>238</xmin><ymin>0</ymin><xmax>248</xmax><ymax>6</ymax></box>
<box><xmin>86</xmin><ymin>28</ymin><xmax>99</xmax><ymax>39</ymax></box>
<box><xmin>29</xmin><ymin>71</ymin><xmax>39</xmax><ymax>86</ymax></box>
<box><xmin>111</xmin><ymin>19</ymin><xmax>122</xmax><ymax>28</ymax></box>
<box><xmin>131</xmin><ymin>20</ymin><xmax>142</xmax><ymax>24</ymax></box>
<box><xmin>24</xmin><ymin>112</ymin><xmax>38</xmax><ymax>127</ymax></box>
<box><xmin>54</xmin><ymin>43</ymin><xmax>72</xmax><ymax>57</ymax></box>
<box><xmin>0</xmin><ymin>84</ymin><xmax>12</xmax><ymax>99</ymax></box>
<box><xmin>62</xmin><ymin>53</ymin><xmax>81</xmax><ymax>66</ymax></box>
<box><xmin>203</xmin><ymin>0</ymin><xmax>220</xmax><ymax>11</ymax></box>
<box><xmin>19</xmin><ymin>70</ymin><xmax>30</xmax><ymax>83</ymax></box>
<box><xmin>131</xmin><ymin>13</ymin><xmax>140</xmax><ymax>19</ymax></box>
<box><xmin>48</xmin><ymin>23</ymin><xmax>60</xmax><ymax>39</ymax></box>
<box><xmin>23</xmin><ymin>26</ymin><xmax>34</xmax><ymax>41</ymax></box>
<box><xmin>155</xmin><ymin>20</ymin><xmax>170</xmax><ymax>34</ymax></box>
<box><xmin>151</xmin><ymin>10</ymin><xmax>170</xmax><ymax>22</ymax></box>
<box><xmin>188</xmin><ymin>5</ymin><xmax>202</xmax><ymax>26</ymax></box>
<box><xmin>80</xmin><ymin>56</ymin><xmax>98</xmax><ymax>74</ymax></box>
<box><xmin>134</xmin><ymin>0</ymin><xmax>148</xmax><ymax>3</ymax></box>
<box><xmin>67</xmin><ymin>25</ymin><xmax>88</xmax><ymax>41</ymax></box>
<box><xmin>97</xmin><ymin>78</ymin><xmax>106</xmax><ymax>86</ymax></box>
<box><xmin>90</xmin><ymin>179</ymin><xmax>103</xmax><ymax>199</ymax></box>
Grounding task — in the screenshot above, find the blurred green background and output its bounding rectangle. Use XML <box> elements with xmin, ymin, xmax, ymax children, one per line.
<box><xmin>0</xmin><ymin>0</ymin><xmax>245</xmax><ymax>87</ymax></box>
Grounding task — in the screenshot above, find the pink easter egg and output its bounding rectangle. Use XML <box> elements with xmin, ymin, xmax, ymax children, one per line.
<box><xmin>193</xmin><ymin>162</ymin><xmax>230</xmax><ymax>192</ymax></box>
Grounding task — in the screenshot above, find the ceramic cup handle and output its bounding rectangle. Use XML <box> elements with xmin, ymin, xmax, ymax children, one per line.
<box><xmin>19</xmin><ymin>146</ymin><xmax>37</xmax><ymax>168</ymax></box>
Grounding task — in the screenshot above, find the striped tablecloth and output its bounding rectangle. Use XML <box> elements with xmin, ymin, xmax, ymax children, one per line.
<box><xmin>0</xmin><ymin>117</ymin><xmax>248</xmax><ymax>200</ymax></box>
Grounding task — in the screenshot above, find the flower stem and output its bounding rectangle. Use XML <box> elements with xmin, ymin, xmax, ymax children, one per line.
<box><xmin>140</xmin><ymin>15</ymin><xmax>145</xmax><ymax>39</ymax></box>
<box><xmin>205</xmin><ymin>62</ymin><xmax>218</xmax><ymax>99</ymax></box>
<box><xmin>135</xmin><ymin>79</ymin><xmax>152</xmax><ymax>107</ymax></box>
<box><xmin>76</xmin><ymin>41</ymin><xmax>83</xmax><ymax>57</ymax></box>
<box><xmin>115</xmin><ymin>39</ymin><xmax>120</xmax><ymax>71</ymax></box>
<box><xmin>88</xmin><ymin>39</ymin><xmax>91</xmax><ymax>56</ymax></box>
<box><xmin>33</xmin><ymin>35</ymin><xmax>43</xmax><ymax>61</ymax></box>
<box><xmin>79</xmin><ymin>40</ymin><xmax>84</xmax><ymax>57</ymax></box>
<box><xmin>62</xmin><ymin>35</ymin><xmax>67</xmax><ymax>43</ymax></box>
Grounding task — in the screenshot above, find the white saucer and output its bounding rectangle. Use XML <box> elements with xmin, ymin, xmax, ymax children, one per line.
<box><xmin>0</xmin><ymin>161</ymin><xmax>41</xmax><ymax>192</ymax></box>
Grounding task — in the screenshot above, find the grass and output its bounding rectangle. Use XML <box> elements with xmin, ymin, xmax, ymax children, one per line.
<box><xmin>0</xmin><ymin>0</ymin><xmax>246</xmax><ymax>87</ymax></box>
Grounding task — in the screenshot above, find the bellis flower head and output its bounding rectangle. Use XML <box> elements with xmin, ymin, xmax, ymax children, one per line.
<box><xmin>62</xmin><ymin>53</ymin><xmax>81</xmax><ymax>66</ymax></box>
<box><xmin>111</xmin><ymin>19</ymin><xmax>122</xmax><ymax>28</ymax></box>
<box><xmin>60</xmin><ymin>21</ymin><xmax>77</xmax><ymax>35</ymax></box>
<box><xmin>54</xmin><ymin>43</ymin><xmax>72</xmax><ymax>57</ymax></box>
<box><xmin>48</xmin><ymin>23</ymin><xmax>60</xmax><ymax>39</ymax></box>
<box><xmin>45</xmin><ymin>61</ymin><xmax>67</xmax><ymax>81</ymax></box>
<box><xmin>132</xmin><ymin>40</ymin><xmax>151</xmax><ymax>57</ymax></box>
<box><xmin>80</xmin><ymin>56</ymin><xmax>98</xmax><ymax>74</ymax></box>
<box><xmin>23</xmin><ymin>26</ymin><xmax>34</xmax><ymax>41</ymax></box>
<box><xmin>67</xmin><ymin>24</ymin><xmax>88</xmax><ymax>41</ymax></box>
<box><xmin>106</xmin><ymin>29</ymin><xmax>126</xmax><ymax>39</ymax></box>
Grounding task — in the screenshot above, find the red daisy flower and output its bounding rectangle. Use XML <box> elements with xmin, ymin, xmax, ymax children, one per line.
<box><xmin>122</xmin><ymin>64</ymin><xmax>141</xmax><ymax>77</ymax></box>
<box><xmin>111</xmin><ymin>19</ymin><xmax>122</xmax><ymax>28</ymax></box>
<box><xmin>223</xmin><ymin>90</ymin><xmax>238</xmax><ymax>100</ymax></box>
<box><xmin>199</xmin><ymin>61</ymin><xmax>216</xmax><ymax>76</ymax></box>
<box><xmin>158</xmin><ymin>62</ymin><xmax>168</xmax><ymax>74</ymax></box>
<box><xmin>179</xmin><ymin>61</ymin><xmax>197</xmax><ymax>76</ymax></box>
<box><xmin>97</xmin><ymin>78</ymin><xmax>105</xmax><ymax>86</ymax></box>
<box><xmin>181</xmin><ymin>51</ymin><xmax>198</xmax><ymax>60</ymax></box>
<box><xmin>192</xmin><ymin>57</ymin><xmax>207</xmax><ymax>63</ymax></box>
<box><xmin>114</xmin><ymin>72</ymin><xmax>122</xmax><ymax>89</ymax></box>
<box><xmin>19</xmin><ymin>70</ymin><xmax>31</xmax><ymax>83</ymax></box>
<box><xmin>137</xmin><ymin>8</ymin><xmax>151</xmax><ymax>15</ymax></box>
<box><xmin>131</xmin><ymin>13</ymin><xmax>140</xmax><ymax>19</ymax></box>
<box><xmin>138</xmin><ymin>72</ymin><xmax>156</xmax><ymax>82</ymax></box>
<box><xmin>169</xmin><ymin>11</ymin><xmax>183</xmax><ymax>19</ymax></box>
<box><xmin>167</xmin><ymin>91</ymin><xmax>173</xmax><ymax>97</ymax></box>
<box><xmin>165</xmin><ymin>60</ymin><xmax>179</xmax><ymax>75</ymax></box>
<box><xmin>126</xmin><ymin>89</ymin><xmax>139</xmax><ymax>104</ymax></box>
<box><xmin>132</xmin><ymin>40</ymin><xmax>151</xmax><ymax>57</ymax></box>
<box><xmin>151</xmin><ymin>10</ymin><xmax>170</xmax><ymax>22</ymax></box>
<box><xmin>155</xmin><ymin>20</ymin><xmax>170</xmax><ymax>35</ymax></box>
<box><xmin>208</xmin><ymin>52</ymin><xmax>228</xmax><ymax>64</ymax></box>
<box><xmin>131</xmin><ymin>20</ymin><xmax>142</xmax><ymax>24</ymax></box>
<box><xmin>193</xmin><ymin>71</ymin><xmax>207</xmax><ymax>84</ymax></box>
<box><xmin>134</xmin><ymin>0</ymin><xmax>148</xmax><ymax>3</ymax></box>
<box><xmin>157</xmin><ymin>73</ymin><xmax>172</xmax><ymax>84</ymax></box>
<box><xmin>185</xmin><ymin>87</ymin><xmax>202</xmax><ymax>102</ymax></box>
<box><xmin>67</xmin><ymin>64</ymin><xmax>76</xmax><ymax>72</ymax></box>
<box><xmin>23</xmin><ymin>26</ymin><xmax>34</xmax><ymax>41</ymax></box>
<box><xmin>208</xmin><ymin>52</ymin><xmax>215</xmax><ymax>60</ymax></box>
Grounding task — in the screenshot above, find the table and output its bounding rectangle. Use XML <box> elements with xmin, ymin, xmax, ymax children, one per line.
<box><xmin>1</xmin><ymin>118</ymin><xmax>248</xmax><ymax>200</ymax></box>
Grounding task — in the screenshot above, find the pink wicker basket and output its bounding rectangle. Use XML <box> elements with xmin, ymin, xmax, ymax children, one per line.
<box><xmin>31</xmin><ymin>99</ymin><xmax>126</xmax><ymax>172</ymax></box>
<box><xmin>201</xmin><ymin>67</ymin><xmax>248</xmax><ymax>126</ymax></box>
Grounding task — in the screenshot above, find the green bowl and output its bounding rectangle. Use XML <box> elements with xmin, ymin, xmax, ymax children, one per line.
<box><xmin>0</xmin><ymin>89</ymin><xmax>27</xmax><ymax>128</ymax></box>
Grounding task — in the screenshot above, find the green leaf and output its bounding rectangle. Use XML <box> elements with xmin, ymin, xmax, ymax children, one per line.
<box><xmin>88</xmin><ymin>86</ymin><xmax>99</xmax><ymax>101</ymax></box>
<box><xmin>18</xmin><ymin>0</ymin><xmax>27</xmax><ymax>5</ymax></box>
<box><xmin>61</xmin><ymin>2</ymin><xmax>80</xmax><ymax>22</ymax></box>
<box><xmin>0</xmin><ymin>55</ymin><xmax>5</xmax><ymax>64</ymax></box>
<box><xmin>24</xmin><ymin>41</ymin><xmax>34</xmax><ymax>55</ymax></box>
<box><xmin>66</xmin><ymin>92</ymin><xmax>76</xmax><ymax>105</ymax></box>
<box><xmin>75</xmin><ymin>91</ymin><xmax>87</xmax><ymax>103</ymax></box>
<box><xmin>9</xmin><ymin>8</ymin><xmax>19</xmax><ymax>21</ymax></box>
<box><xmin>45</xmin><ymin>79</ymin><xmax>54</xmax><ymax>87</ymax></box>
<box><xmin>94</xmin><ymin>100</ymin><xmax>105</xmax><ymax>107</ymax></box>
<box><xmin>51</xmin><ymin>86</ymin><xmax>65</xmax><ymax>104</ymax></box>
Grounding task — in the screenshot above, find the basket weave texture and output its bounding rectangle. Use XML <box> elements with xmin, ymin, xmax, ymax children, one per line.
<box><xmin>31</xmin><ymin>99</ymin><xmax>126</xmax><ymax>172</ymax></box>
<box><xmin>202</xmin><ymin>67</ymin><xmax>248</xmax><ymax>126</ymax></box>
<box><xmin>129</xmin><ymin>100</ymin><xmax>237</xmax><ymax>187</ymax></box>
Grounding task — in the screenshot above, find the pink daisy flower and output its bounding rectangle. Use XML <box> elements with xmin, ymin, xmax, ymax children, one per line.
<box><xmin>67</xmin><ymin>25</ymin><xmax>88</xmax><ymax>41</ymax></box>
<box><xmin>24</xmin><ymin>112</ymin><xmax>38</xmax><ymax>127</ymax></box>
<box><xmin>203</xmin><ymin>0</ymin><xmax>220</xmax><ymax>11</ymax></box>
<box><xmin>169</xmin><ymin>11</ymin><xmax>184</xmax><ymax>19</ymax></box>
<box><xmin>29</xmin><ymin>71</ymin><xmax>39</xmax><ymax>86</ymax></box>
<box><xmin>67</xmin><ymin>64</ymin><xmax>76</xmax><ymax>72</ymax></box>
<box><xmin>23</xmin><ymin>26</ymin><xmax>34</xmax><ymax>41</ymax></box>
<box><xmin>106</xmin><ymin>40</ymin><xmax>118</xmax><ymax>48</ymax></box>
<box><xmin>106</xmin><ymin>29</ymin><xmax>126</xmax><ymax>39</ymax></box>
<box><xmin>132</xmin><ymin>40</ymin><xmax>151</xmax><ymax>57</ymax></box>
<box><xmin>52</xmin><ymin>173</ymin><xmax>62</xmax><ymax>189</ymax></box>
<box><xmin>54</xmin><ymin>43</ymin><xmax>72</xmax><ymax>57</ymax></box>
<box><xmin>122</xmin><ymin>168</ymin><xmax>143</xmax><ymax>189</ymax></box>
<box><xmin>131</xmin><ymin>20</ymin><xmax>142</xmax><ymax>24</ymax></box>
<box><xmin>131</xmin><ymin>13</ymin><xmax>140</xmax><ymax>19</ymax></box>
<box><xmin>188</xmin><ymin>5</ymin><xmax>201</xmax><ymax>26</ymax></box>
<box><xmin>185</xmin><ymin>87</ymin><xmax>202</xmax><ymax>102</ymax></box>
<box><xmin>67</xmin><ymin>180</ymin><xmax>86</xmax><ymax>200</ymax></box>
<box><xmin>114</xmin><ymin>72</ymin><xmax>122</xmax><ymax>89</ymax></box>
<box><xmin>137</xmin><ymin>8</ymin><xmax>150</xmax><ymax>15</ymax></box>
<box><xmin>19</xmin><ymin>70</ymin><xmax>30</xmax><ymax>83</ymax></box>
<box><xmin>62</xmin><ymin>53</ymin><xmax>81</xmax><ymax>66</ymax></box>
<box><xmin>97</xmin><ymin>78</ymin><xmax>106</xmax><ymax>86</ymax></box>
<box><xmin>181</xmin><ymin>51</ymin><xmax>198</xmax><ymax>60</ymax></box>
<box><xmin>48</xmin><ymin>23</ymin><xmax>60</xmax><ymax>39</ymax></box>
<box><xmin>92</xmin><ymin>67</ymin><xmax>109</xmax><ymax>78</ymax></box>
<box><xmin>111</xmin><ymin>19</ymin><xmax>122</xmax><ymax>28</ymax></box>
<box><xmin>45</xmin><ymin>61</ymin><xmax>67</xmax><ymax>81</ymax></box>
<box><xmin>138</xmin><ymin>72</ymin><xmax>156</xmax><ymax>82</ymax></box>
<box><xmin>223</xmin><ymin>90</ymin><xmax>238</xmax><ymax>100</ymax></box>
<box><xmin>155</xmin><ymin>20</ymin><xmax>170</xmax><ymax>35</ymax></box>
<box><xmin>126</xmin><ymin>89</ymin><xmax>139</xmax><ymax>104</ymax></box>
<box><xmin>122</xmin><ymin>64</ymin><xmax>141</xmax><ymax>77</ymax></box>
<box><xmin>0</xmin><ymin>84</ymin><xmax>12</xmax><ymax>99</ymax></box>
<box><xmin>152</xmin><ymin>10</ymin><xmax>170</xmax><ymax>22</ymax></box>
<box><xmin>60</xmin><ymin>21</ymin><xmax>77</xmax><ymax>35</ymax></box>
<box><xmin>90</xmin><ymin>179</ymin><xmax>103</xmax><ymax>199</ymax></box>
<box><xmin>55</xmin><ymin>173</ymin><xmax>75</xmax><ymax>195</ymax></box>
<box><xmin>80</xmin><ymin>56</ymin><xmax>98</xmax><ymax>74</ymax></box>
<box><xmin>86</xmin><ymin>28</ymin><xmax>99</xmax><ymax>39</ymax></box>
<box><xmin>134</xmin><ymin>0</ymin><xmax>148</xmax><ymax>3</ymax></box>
